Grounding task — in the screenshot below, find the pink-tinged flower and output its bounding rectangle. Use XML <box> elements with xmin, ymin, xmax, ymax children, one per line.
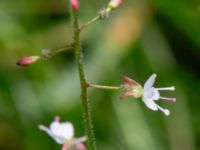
<box><xmin>16</xmin><ymin>56</ymin><xmax>40</xmax><ymax>67</ymax></box>
<box><xmin>121</xmin><ymin>74</ymin><xmax>176</xmax><ymax>116</ymax></box>
<box><xmin>108</xmin><ymin>0</ymin><xmax>123</xmax><ymax>10</ymax></box>
<box><xmin>39</xmin><ymin>116</ymin><xmax>87</xmax><ymax>150</ymax></box>
<box><xmin>71</xmin><ymin>0</ymin><xmax>79</xmax><ymax>11</ymax></box>
<box><xmin>142</xmin><ymin>74</ymin><xmax>175</xmax><ymax>116</ymax></box>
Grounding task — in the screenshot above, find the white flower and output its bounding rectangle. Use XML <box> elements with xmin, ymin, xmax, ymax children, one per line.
<box><xmin>142</xmin><ymin>74</ymin><xmax>176</xmax><ymax>116</ymax></box>
<box><xmin>39</xmin><ymin>116</ymin><xmax>87</xmax><ymax>150</ymax></box>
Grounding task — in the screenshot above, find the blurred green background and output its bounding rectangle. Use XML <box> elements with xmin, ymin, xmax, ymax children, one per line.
<box><xmin>0</xmin><ymin>0</ymin><xmax>200</xmax><ymax>150</ymax></box>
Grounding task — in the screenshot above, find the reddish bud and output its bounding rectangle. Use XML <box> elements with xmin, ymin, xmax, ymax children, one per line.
<box><xmin>71</xmin><ymin>0</ymin><xmax>79</xmax><ymax>11</ymax></box>
<box><xmin>16</xmin><ymin>56</ymin><xmax>40</xmax><ymax>67</ymax></box>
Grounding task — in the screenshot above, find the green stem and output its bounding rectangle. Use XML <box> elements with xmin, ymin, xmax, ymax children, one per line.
<box><xmin>72</xmin><ymin>10</ymin><xmax>96</xmax><ymax>150</ymax></box>
<box><xmin>88</xmin><ymin>83</ymin><xmax>122</xmax><ymax>90</ymax></box>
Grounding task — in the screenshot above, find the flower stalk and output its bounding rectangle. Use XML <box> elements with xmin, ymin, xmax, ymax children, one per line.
<box><xmin>41</xmin><ymin>44</ymin><xmax>74</xmax><ymax>58</ymax></box>
<box><xmin>88</xmin><ymin>83</ymin><xmax>122</xmax><ymax>90</ymax></box>
<box><xmin>79</xmin><ymin>15</ymin><xmax>101</xmax><ymax>32</ymax></box>
<box><xmin>72</xmin><ymin>8</ymin><xmax>96</xmax><ymax>150</ymax></box>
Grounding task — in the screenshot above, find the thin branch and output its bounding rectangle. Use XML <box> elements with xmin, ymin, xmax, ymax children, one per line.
<box><xmin>79</xmin><ymin>8</ymin><xmax>111</xmax><ymax>32</ymax></box>
<box><xmin>41</xmin><ymin>44</ymin><xmax>74</xmax><ymax>58</ymax></box>
<box><xmin>79</xmin><ymin>16</ymin><xmax>101</xmax><ymax>32</ymax></box>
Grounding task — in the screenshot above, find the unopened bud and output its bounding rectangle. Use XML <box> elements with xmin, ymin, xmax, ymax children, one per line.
<box><xmin>108</xmin><ymin>0</ymin><xmax>123</xmax><ymax>10</ymax></box>
<box><xmin>71</xmin><ymin>0</ymin><xmax>79</xmax><ymax>11</ymax></box>
<box><xmin>16</xmin><ymin>56</ymin><xmax>40</xmax><ymax>67</ymax></box>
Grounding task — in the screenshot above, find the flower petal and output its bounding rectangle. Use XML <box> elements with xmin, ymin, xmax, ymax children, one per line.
<box><xmin>142</xmin><ymin>97</ymin><xmax>158</xmax><ymax>111</ymax></box>
<box><xmin>143</xmin><ymin>87</ymin><xmax>160</xmax><ymax>100</ymax></box>
<box><xmin>142</xmin><ymin>97</ymin><xmax>170</xmax><ymax>116</ymax></box>
<box><xmin>50</xmin><ymin>121</ymin><xmax>74</xmax><ymax>140</ymax></box>
<box><xmin>144</xmin><ymin>74</ymin><xmax>156</xmax><ymax>90</ymax></box>
<box><xmin>39</xmin><ymin>125</ymin><xmax>52</xmax><ymax>134</ymax></box>
<box><xmin>39</xmin><ymin>125</ymin><xmax>65</xmax><ymax>144</ymax></box>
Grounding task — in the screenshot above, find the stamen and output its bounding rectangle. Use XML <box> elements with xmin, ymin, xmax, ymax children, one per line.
<box><xmin>156</xmin><ymin>86</ymin><xmax>175</xmax><ymax>91</ymax></box>
<box><xmin>157</xmin><ymin>105</ymin><xmax>170</xmax><ymax>116</ymax></box>
<box><xmin>160</xmin><ymin>97</ymin><xmax>176</xmax><ymax>102</ymax></box>
<box><xmin>163</xmin><ymin>109</ymin><xmax>170</xmax><ymax>116</ymax></box>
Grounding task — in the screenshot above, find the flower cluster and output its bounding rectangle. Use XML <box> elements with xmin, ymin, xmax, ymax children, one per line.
<box><xmin>39</xmin><ymin>116</ymin><xmax>87</xmax><ymax>150</ymax></box>
<box><xmin>122</xmin><ymin>74</ymin><xmax>176</xmax><ymax>116</ymax></box>
<box><xmin>16</xmin><ymin>1</ymin><xmax>177</xmax><ymax>150</ymax></box>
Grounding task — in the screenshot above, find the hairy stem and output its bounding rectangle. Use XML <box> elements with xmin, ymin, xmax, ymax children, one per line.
<box><xmin>72</xmin><ymin>10</ymin><xmax>96</xmax><ymax>150</ymax></box>
<box><xmin>88</xmin><ymin>83</ymin><xmax>122</xmax><ymax>90</ymax></box>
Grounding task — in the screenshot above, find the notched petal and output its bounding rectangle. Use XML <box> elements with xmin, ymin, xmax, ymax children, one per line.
<box><xmin>60</xmin><ymin>122</ymin><xmax>74</xmax><ymax>140</ymax></box>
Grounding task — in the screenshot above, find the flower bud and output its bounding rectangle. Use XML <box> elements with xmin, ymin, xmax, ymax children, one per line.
<box><xmin>71</xmin><ymin>0</ymin><xmax>79</xmax><ymax>11</ymax></box>
<box><xmin>16</xmin><ymin>56</ymin><xmax>40</xmax><ymax>67</ymax></box>
<box><xmin>121</xmin><ymin>76</ymin><xmax>143</xmax><ymax>99</ymax></box>
<box><xmin>108</xmin><ymin>0</ymin><xmax>123</xmax><ymax>10</ymax></box>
